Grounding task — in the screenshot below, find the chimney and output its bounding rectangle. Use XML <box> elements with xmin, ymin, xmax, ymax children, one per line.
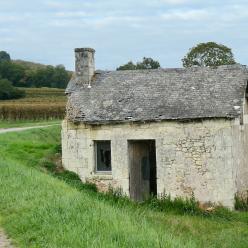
<box><xmin>74</xmin><ymin>48</ymin><xmax>95</xmax><ymax>83</ymax></box>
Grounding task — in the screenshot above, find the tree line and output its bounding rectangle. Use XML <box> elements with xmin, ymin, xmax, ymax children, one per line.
<box><xmin>0</xmin><ymin>51</ymin><xmax>71</xmax><ymax>89</ymax></box>
<box><xmin>0</xmin><ymin>51</ymin><xmax>71</xmax><ymax>100</ymax></box>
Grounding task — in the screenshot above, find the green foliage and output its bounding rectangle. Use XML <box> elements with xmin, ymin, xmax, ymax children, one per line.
<box><xmin>55</xmin><ymin>171</ymin><xmax>98</xmax><ymax>193</ymax></box>
<box><xmin>136</xmin><ymin>57</ymin><xmax>160</xmax><ymax>69</ymax></box>
<box><xmin>26</xmin><ymin>65</ymin><xmax>70</xmax><ymax>88</ymax></box>
<box><xmin>103</xmin><ymin>186</ymin><xmax>130</xmax><ymax>206</ymax></box>
<box><xmin>212</xmin><ymin>207</ymin><xmax>235</xmax><ymax>220</ymax></box>
<box><xmin>13</xmin><ymin>59</ymin><xmax>47</xmax><ymax>70</ymax></box>
<box><xmin>182</xmin><ymin>42</ymin><xmax>236</xmax><ymax>67</ymax></box>
<box><xmin>51</xmin><ymin>65</ymin><xmax>71</xmax><ymax>88</ymax></box>
<box><xmin>143</xmin><ymin>193</ymin><xmax>200</xmax><ymax>215</ymax></box>
<box><xmin>117</xmin><ymin>61</ymin><xmax>137</xmax><ymax>70</ymax></box>
<box><xmin>235</xmin><ymin>192</ymin><xmax>248</xmax><ymax>211</ymax></box>
<box><xmin>40</xmin><ymin>158</ymin><xmax>57</xmax><ymax>171</ymax></box>
<box><xmin>0</xmin><ymin>61</ymin><xmax>26</xmax><ymax>86</ymax></box>
<box><xmin>117</xmin><ymin>57</ymin><xmax>160</xmax><ymax>70</ymax></box>
<box><xmin>0</xmin><ymin>51</ymin><xmax>10</xmax><ymax>62</ymax></box>
<box><xmin>0</xmin><ymin>79</ymin><xmax>25</xmax><ymax>100</ymax></box>
<box><xmin>0</xmin><ymin>52</ymin><xmax>70</xmax><ymax>88</ymax></box>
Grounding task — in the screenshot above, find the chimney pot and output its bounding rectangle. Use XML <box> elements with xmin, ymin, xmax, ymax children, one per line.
<box><xmin>75</xmin><ymin>47</ymin><xmax>95</xmax><ymax>84</ymax></box>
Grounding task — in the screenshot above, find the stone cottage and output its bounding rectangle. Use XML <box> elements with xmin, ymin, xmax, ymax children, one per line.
<box><xmin>62</xmin><ymin>47</ymin><xmax>248</xmax><ymax>208</ymax></box>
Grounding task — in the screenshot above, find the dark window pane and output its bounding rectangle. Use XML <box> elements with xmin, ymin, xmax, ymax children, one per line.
<box><xmin>96</xmin><ymin>141</ymin><xmax>111</xmax><ymax>171</ymax></box>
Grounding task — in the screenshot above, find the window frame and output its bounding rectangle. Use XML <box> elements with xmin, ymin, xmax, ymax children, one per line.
<box><xmin>94</xmin><ymin>140</ymin><xmax>112</xmax><ymax>173</ymax></box>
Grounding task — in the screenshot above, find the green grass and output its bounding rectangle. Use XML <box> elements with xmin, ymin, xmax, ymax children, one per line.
<box><xmin>0</xmin><ymin>126</ymin><xmax>248</xmax><ymax>247</ymax></box>
<box><xmin>0</xmin><ymin>119</ymin><xmax>61</xmax><ymax>128</ymax></box>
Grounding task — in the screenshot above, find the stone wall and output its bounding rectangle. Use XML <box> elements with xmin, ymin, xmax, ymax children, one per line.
<box><xmin>61</xmin><ymin>118</ymin><xmax>247</xmax><ymax>208</ymax></box>
<box><xmin>234</xmin><ymin>99</ymin><xmax>248</xmax><ymax>197</ymax></box>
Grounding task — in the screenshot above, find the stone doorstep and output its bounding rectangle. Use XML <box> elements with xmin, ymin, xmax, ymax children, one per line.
<box><xmin>0</xmin><ymin>229</ymin><xmax>14</xmax><ymax>248</ymax></box>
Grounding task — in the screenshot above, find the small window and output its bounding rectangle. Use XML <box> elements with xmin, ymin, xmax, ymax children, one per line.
<box><xmin>95</xmin><ymin>141</ymin><xmax>111</xmax><ymax>172</ymax></box>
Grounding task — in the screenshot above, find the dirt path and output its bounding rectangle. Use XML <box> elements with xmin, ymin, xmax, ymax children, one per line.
<box><xmin>0</xmin><ymin>124</ymin><xmax>60</xmax><ymax>134</ymax></box>
<box><xmin>0</xmin><ymin>229</ymin><xmax>13</xmax><ymax>248</ymax></box>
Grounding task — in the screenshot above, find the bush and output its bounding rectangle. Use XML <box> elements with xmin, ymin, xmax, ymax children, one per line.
<box><xmin>0</xmin><ymin>79</ymin><xmax>25</xmax><ymax>100</ymax></box>
<box><xmin>235</xmin><ymin>192</ymin><xmax>248</xmax><ymax>211</ymax></box>
<box><xmin>143</xmin><ymin>193</ymin><xmax>201</xmax><ymax>215</ymax></box>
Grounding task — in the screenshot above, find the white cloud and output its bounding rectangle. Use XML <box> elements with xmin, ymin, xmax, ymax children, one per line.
<box><xmin>49</xmin><ymin>15</ymin><xmax>144</xmax><ymax>29</ymax></box>
<box><xmin>161</xmin><ymin>9</ymin><xmax>209</xmax><ymax>20</ymax></box>
<box><xmin>160</xmin><ymin>5</ymin><xmax>248</xmax><ymax>23</ymax></box>
<box><xmin>154</xmin><ymin>0</ymin><xmax>194</xmax><ymax>5</ymax></box>
<box><xmin>45</xmin><ymin>1</ymin><xmax>69</xmax><ymax>8</ymax></box>
<box><xmin>91</xmin><ymin>16</ymin><xmax>143</xmax><ymax>28</ymax></box>
<box><xmin>49</xmin><ymin>19</ymin><xmax>78</xmax><ymax>27</ymax></box>
<box><xmin>45</xmin><ymin>1</ymin><xmax>93</xmax><ymax>9</ymax></box>
<box><xmin>55</xmin><ymin>11</ymin><xmax>90</xmax><ymax>18</ymax></box>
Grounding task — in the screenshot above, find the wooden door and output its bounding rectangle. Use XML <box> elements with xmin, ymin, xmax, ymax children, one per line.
<box><xmin>129</xmin><ymin>141</ymin><xmax>155</xmax><ymax>201</ymax></box>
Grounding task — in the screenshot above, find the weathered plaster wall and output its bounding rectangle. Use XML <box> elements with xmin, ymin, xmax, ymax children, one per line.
<box><xmin>61</xmin><ymin>118</ymin><xmax>246</xmax><ymax>208</ymax></box>
<box><xmin>234</xmin><ymin>99</ymin><xmax>248</xmax><ymax>197</ymax></box>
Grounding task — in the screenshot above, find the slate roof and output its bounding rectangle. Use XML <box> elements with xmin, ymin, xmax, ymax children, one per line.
<box><xmin>66</xmin><ymin>65</ymin><xmax>248</xmax><ymax>124</ymax></box>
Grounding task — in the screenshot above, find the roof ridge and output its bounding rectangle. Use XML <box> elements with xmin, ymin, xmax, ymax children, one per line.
<box><xmin>95</xmin><ymin>64</ymin><xmax>247</xmax><ymax>74</ymax></box>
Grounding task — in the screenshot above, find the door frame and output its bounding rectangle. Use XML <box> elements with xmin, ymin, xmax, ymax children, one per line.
<box><xmin>128</xmin><ymin>139</ymin><xmax>157</xmax><ymax>201</ymax></box>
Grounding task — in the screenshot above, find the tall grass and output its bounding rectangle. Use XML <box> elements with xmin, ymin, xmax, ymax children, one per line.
<box><xmin>0</xmin><ymin>127</ymin><xmax>248</xmax><ymax>247</ymax></box>
<box><xmin>235</xmin><ymin>192</ymin><xmax>248</xmax><ymax>211</ymax></box>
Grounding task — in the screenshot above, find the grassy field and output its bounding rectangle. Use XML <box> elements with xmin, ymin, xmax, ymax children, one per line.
<box><xmin>0</xmin><ymin>119</ymin><xmax>61</xmax><ymax>128</ymax></box>
<box><xmin>0</xmin><ymin>87</ymin><xmax>66</xmax><ymax>120</ymax></box>
<box><xmin>0</xmin><ymin>127</ymin><xmax>248</xmax><ymax>247</ymax></box>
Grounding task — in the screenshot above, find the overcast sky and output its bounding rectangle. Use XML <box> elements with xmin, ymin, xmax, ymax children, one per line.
<box><xmin>0</xmin><ymin>0</ymin><xmax>247</xmax><ymax>70</ymax></box>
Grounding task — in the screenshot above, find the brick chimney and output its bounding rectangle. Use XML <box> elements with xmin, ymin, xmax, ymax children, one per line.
<box><xmin>74</xmin><ymin>48</ymin><xmax>95</xmax><ymax>84</ymax></box>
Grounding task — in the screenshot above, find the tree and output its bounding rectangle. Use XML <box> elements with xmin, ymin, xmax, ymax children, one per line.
<box><xmin>25</xmin><ymin>64</ymin><xmax>71</xmax><ymax>88</ymax></box>
<box><xmin>117</xmin><ymin>61</ymin><xmax>137</xmax><ymax>70</ymax></box>
<box><xmin>182</xmin><ymin>42</ymin><xmax>236</xmax><ymax>67</ymax></box>
<box><xmin>0</xmin><ymin>57</ymin><xmax>70</xmax><ymax>88</ymax></box>
<box><xmin>0</xmin><ymin>79</ymin><xmax>25</xmax><ymax>100</ymax></box>
<box><xmin>28</xmin><ymin>66</ymin><xmax>54</xmax><ymax>87</ymax></box>
<box><xmin>136</xmin><ymin>57</ymin><xmax>160</xmax><ymax>69</ymax></box>
<box><xmin>0</xmin><ymin>51</ymin><xmax>11</xmax><ymax>62</ymax></box>
<box><xmin>0</xmin><ymin>61</ymin><xmax>26</xmax><ymax>86</ymax></box>
<box><xmin>117</xmin><ymin>57</ymin><xmax>160</xmax><ymax>70</ymax></box>
<box><xmin>51</xmin><ymin>65</ymin><xmax>71</xmax><ymax>88</ymax></box>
